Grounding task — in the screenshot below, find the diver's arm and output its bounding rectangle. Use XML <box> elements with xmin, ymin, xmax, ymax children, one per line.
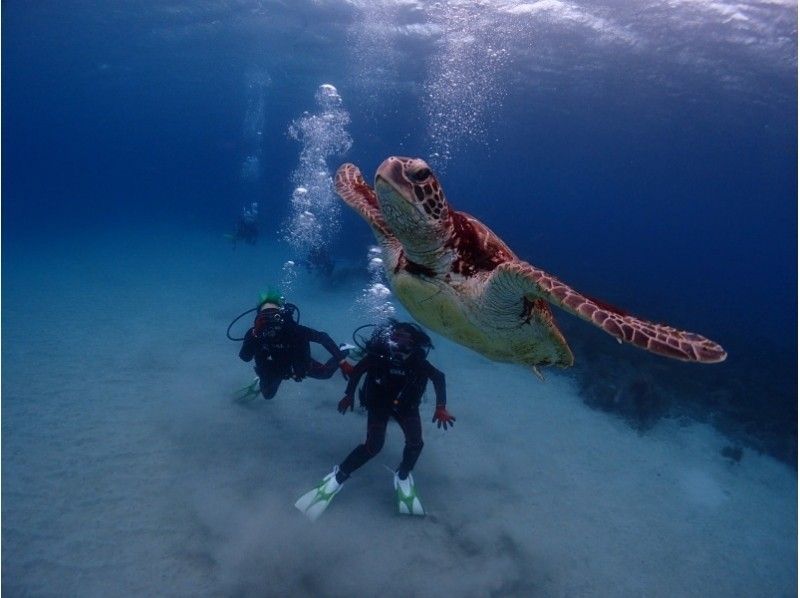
<box><xmin>424</xmin><ymin>361</ymin><xmax>447</xmax><ymax>406</ymax></box>
<box><xmin>304</xmin><ymin>326</ymin><xmax>346</xmax><ymax>362</ymax></box>
<box><xmin>239</xmin><ymin>329</ymin><xmax>258</xmax><ymax>362</ymax></box>
<box><xmin>344</xmin><ymin>356</ymin><xmax>371</xmax><ymax>397</ymax></box>
<box><xmin>426</xmin><ymin>361</ymin><xmax>455</xmax><ymax>429</ymax></box>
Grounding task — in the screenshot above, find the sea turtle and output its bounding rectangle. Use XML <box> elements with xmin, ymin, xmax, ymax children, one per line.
<box><xmin>334</xmin><ymin>156</ymin><xmax>726</xmax><ymax>371</ymax></box>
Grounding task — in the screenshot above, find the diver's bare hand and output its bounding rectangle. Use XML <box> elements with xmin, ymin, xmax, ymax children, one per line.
<box><xmin>432</xmin><ymin>405</ymin><xmax>455</xmax><ymax>430</ymax></box>
<box><xmin>339</xmin><ymin>360</ymin><xmax>354</xmax><ymax>380</ymax></box>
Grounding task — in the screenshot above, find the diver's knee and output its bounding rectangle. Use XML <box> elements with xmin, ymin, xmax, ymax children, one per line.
<box><xmin>365</xmin><ymin>437</ymin><xmax>385</xmax><ymax>456</ymax></box>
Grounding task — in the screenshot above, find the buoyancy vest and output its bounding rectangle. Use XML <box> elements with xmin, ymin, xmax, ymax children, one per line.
<box><xmin>256</xmin><ymin>323</ymin><xmax>308</xmax><ymax>378</ymax></box>
<box><xmin>361</xmin><ymin>350</ymin><xmax>428</xmax><ymax>410</ymax></box>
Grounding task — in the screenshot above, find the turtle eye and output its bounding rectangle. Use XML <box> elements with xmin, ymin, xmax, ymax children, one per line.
<box><xmin>410</xmin><ymin>167</ymin><xmax>432</xmax><ymax>182</ymax></box>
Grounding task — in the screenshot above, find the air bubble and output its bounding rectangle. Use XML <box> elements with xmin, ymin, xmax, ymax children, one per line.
<box><xmin>281</xmin><ymin>84</ymin><xmax>352</xmax><ymax>293</ymax></box>
<box><xmin>355</xmin><ymin>245</ymin><xmax>396</xmax><ymax>322</ymax></box>
<box><xmin>240</xmin><ymin>68</ymin><xmax>270</xmax><ymax>182</ymax></box>
<box><xmin>280</xmin><ymin>260</ymin><xmax>297</xmax><ymax>291</ymax></box>
<box><xmin>240</xmin><ymin>155</ymin><xmax>260</xmax><ymax>181</ymax></box>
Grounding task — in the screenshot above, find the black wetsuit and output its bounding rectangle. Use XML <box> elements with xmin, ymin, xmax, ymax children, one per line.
<box><xmin>337</xmin><ymin>351</ymin><xmax>446</xmax><ymax>481</ymax></box>
<box><xmin>239</xmin><ymin>323</ymin><xmax>345</xmax><ymax>399</ymax></box>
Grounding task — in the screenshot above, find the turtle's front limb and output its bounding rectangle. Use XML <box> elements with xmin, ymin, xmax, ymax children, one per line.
<box><xmin>487</xmin><ymin>260</ymin><xmax>727</xmax><ymax>364</ymax></box>
<box><xmin>334</xmin><ymin>163</ymin><xmax>393</xmax><ymax>241</ymax></box>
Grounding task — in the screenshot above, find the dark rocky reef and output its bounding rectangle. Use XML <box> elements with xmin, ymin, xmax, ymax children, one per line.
<box><xmin>562</xmin><ymin>317</ymin><xmax>797</xmax><ymax>466</ymax></box>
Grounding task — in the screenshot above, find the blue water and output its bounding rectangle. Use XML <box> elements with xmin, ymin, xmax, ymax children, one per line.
<box><xmin>3</xmin><ymin>2</ymin><xmax>797</xmax><ymax>595</ymax></box>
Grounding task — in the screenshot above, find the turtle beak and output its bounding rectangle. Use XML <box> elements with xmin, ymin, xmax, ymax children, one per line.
<box><xmin>374</xmin><ymin>159</ymin><xmax>430</xmax><ymax>236</ymax></box>
<box><xmin>375</xmin><ymin>156</ymin><xmax>411</xmax><ymax>197</ymax></box>
<box><xmin>375</xmin><ymin>156</ymin><xmax>418</xmax><ymax>216</ymax></box>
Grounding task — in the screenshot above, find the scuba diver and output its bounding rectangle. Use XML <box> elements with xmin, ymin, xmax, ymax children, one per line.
<box><xmin>295</xmin><ymin>320</ymin><xmax>455</xmax><ymax>520</ymax></box>
<box><xmin>236</xmin><ymin>291</ymin><xmax>353</xmax><ymax>400</ymax></box>
<box><xmin>226</xmin><ymin>202</ymin><xmax>259</xmax><ymax>247</ymax></box>
<box><xmin>301</xmin><ymin>246</ymin><xmax>335</xmax><ymax>279</ymax></box>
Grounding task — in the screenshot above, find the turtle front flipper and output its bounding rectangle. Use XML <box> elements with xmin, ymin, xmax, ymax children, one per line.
<box><xmin>334</xmin><ymin>164</ymin><xmax>392</xmax><ymax>241</ymax></box>
<box><xmin>486</xmin><ymin>260</ymin><xmax>727</xmax><ymax>364</ymax></box>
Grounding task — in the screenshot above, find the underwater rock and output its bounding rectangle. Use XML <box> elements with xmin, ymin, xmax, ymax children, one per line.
<box><xmin>579</xmin><ymin>370</ymin><xmax>670</xmax><ymax>433</ymax></box>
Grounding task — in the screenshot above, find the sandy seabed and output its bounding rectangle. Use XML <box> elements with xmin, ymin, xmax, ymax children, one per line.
<box><xmin>2</xmin><ymin>230</ymin><xmax>796</xmax><ymax>597</ymax></box>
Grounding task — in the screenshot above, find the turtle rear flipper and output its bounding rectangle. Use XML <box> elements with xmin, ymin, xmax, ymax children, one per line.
<box><xmin>486</xmin><ymin>260</ymin><xmax>727</xmax><ymax>364</ymax></box>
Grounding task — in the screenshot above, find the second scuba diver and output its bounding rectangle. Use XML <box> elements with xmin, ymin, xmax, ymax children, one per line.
<box><xmin>226</xmin><ymin>202</ymin><xmax>259</xmax><ymax>247</ymax></box>
<box><xmin>237</xmin><ymin>292</ymin><xmax>353</xmax><ymax>400</ymax></box>
<box><xmin>295</xmin><ymin>320</ymin><xmax>455</xmax><ymax>520</ymax></box>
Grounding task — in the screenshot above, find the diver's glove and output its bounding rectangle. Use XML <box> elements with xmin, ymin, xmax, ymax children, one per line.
<box><xmin>432</xmin><ymin>405</ymin><xmax>456</xmax><ymax>430</ymax></box>
<box><xmin>339</xmin><ymin>360</ymin><xmax>354</xmax><ymax>380</ymax></box>
<box><xmin>337</xmin><ymin>395</ymin><xmax>354</xmax><ymax>414</ymax></box>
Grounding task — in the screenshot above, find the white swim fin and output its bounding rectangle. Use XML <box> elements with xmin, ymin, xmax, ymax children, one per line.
<box><xmin>394</xmin><ymin>472</ymin><xmax>425</xmax><ymax>516</ymax></box>
<box><xmin>295</xmin><ymin>467</ymin><xmax>343</xmax><ymax>521</ymax></box>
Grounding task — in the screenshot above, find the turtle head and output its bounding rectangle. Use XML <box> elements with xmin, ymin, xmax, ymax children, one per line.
<box><xmin>375</xmin><ymin>156</ymin><xmax>450</xmax><ymax>255</ymax></box>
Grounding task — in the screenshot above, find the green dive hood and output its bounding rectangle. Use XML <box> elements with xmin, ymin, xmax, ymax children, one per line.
<box><xmin>258</xmin><ymin>288</ymin><xmax>285</xmax><ymax>309</ymax></box>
